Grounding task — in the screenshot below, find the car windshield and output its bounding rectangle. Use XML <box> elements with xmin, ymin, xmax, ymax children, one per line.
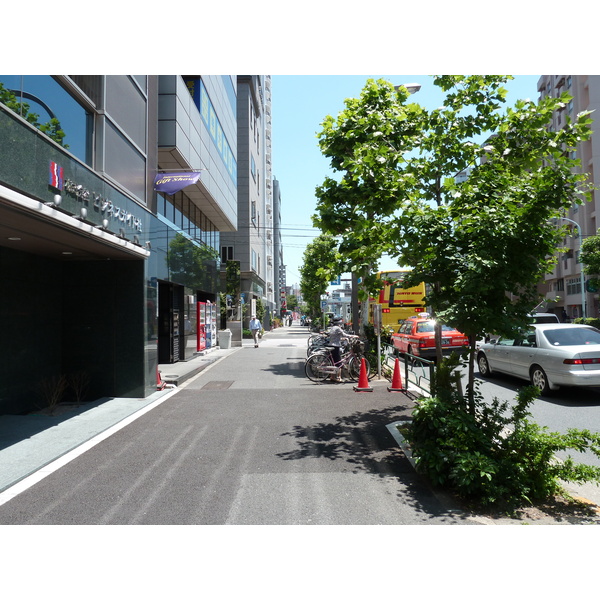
<box><xmin>531</xmin><ymin>316</ymin><xmax>559</xmax><ymax>323</ymax></box>
<box><xmin>416</xmin><ymin>321</ymin><xmax>457</xmax><ymax>334</ymax></box>
<box><xmin>542</xmin><ymin>327</ymin><xmax>600</xmax><ymax>346</ymax></box>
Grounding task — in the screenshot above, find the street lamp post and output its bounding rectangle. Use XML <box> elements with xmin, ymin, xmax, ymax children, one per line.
<box><xmin>555</xmin><ymin>217</ymin><xmax>586</xmax><ymax>319</ymax></box>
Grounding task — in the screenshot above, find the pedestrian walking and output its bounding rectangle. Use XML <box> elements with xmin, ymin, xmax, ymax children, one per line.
<box><xmin>249</xmin><ymin>315</ymin><xmax>262</xmax><ymax>348</ymax></box>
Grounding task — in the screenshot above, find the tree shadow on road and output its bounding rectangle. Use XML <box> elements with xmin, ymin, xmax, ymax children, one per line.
<box><xmin>276</xmin><ymin>402</ymin><xmax>471</xmax><ymax>522</ymax></box>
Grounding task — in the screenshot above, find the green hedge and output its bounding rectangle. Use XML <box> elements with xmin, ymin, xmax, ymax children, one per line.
<box><xmin>573</xmin><ymin>317</ymin><xmax>600</xmax><ymax>329</ymax></box>
<box><xmin>399</xmin><ymin>356</ymin><xmax>600</xmax><ymax>510</ymax></box>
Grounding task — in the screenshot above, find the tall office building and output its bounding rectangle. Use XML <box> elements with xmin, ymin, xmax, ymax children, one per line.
<box><xmin>272</xmin><ymin>177</ymin><xmax>285</xmax><ymax>315</ymax></box>
<box><xmin>537</xmin><ymin>75</ymin><xmax>600</xmax><ymax>320</ymax></box>
<box><xmin>0</xmin><ymin>75</ymin><xmax>236</xmax><ymax>415</ymax></box>
<box><xmin>220</xmin><ymin>76</ymin><xmax>277</xmax><ymax>327</ymax></box>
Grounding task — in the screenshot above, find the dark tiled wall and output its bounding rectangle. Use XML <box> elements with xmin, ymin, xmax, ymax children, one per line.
<box><xmin>0</xmin><ymin>246</ymin><xmax>146</xmax><ymax>414</ymax></box>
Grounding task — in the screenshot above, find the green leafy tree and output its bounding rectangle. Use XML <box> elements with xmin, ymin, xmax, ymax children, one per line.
<box><xmin>395</xmin><ymin>80</ymin><xmax>593</xmax><ymax>408</ymax></box>
<box><xmin>580</xmin><ymin>231</ymin><xmax>600</xmax><ymax>291</ymax></box>
<box><xmin>286</xmin><ymin>294</ymin><xmax>299</xmax><ymax>312</ymax></box>
<box><xmin>299</xmin><ymin>234</ymin><xmax>340</xmax><ymax>322</ymax></box>
<box><xmin>315</xmin><ymin>80</ymin><xmax>425</xmax><ymax>300</ymax></box>
<box><xmin>315</xmin><ymin>76</ymin><xmax>593</xmax><ymax>410</ymax></box>
<box><xmin>225</xmin><ymin>260</ymin><xmax>241</xmax><ymax>320</ymax></box>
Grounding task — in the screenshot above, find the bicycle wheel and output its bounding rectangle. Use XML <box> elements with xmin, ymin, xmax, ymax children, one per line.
<box><xmin>347</xmin><ymin>355</ymin><xmax>370</xmax><ymax>382</ymax></box>
<box><xmin>307</xmin><ymin>334</ymin><xmax>321</xmax><ymax>346</ymax></box>
<box><xmin>305</xmin><ymin>352</ymin><xmax>333</xmax><ymax>382</ymax></box>
<box><xmin>307</xmin><ymin>339</ymin><xmax>325</xmax><ymax>356</ymax></box>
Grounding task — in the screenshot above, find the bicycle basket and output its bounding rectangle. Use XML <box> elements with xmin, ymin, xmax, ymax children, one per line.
<box><xmin>351</xmin><ymin>339</ymin><xmax>365</xmax><ymax>353</ymax></box>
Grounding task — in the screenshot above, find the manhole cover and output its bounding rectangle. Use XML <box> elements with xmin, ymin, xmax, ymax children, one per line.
<box><xmin>201</xmin><ymin>381</ymin><xmax>234</xmax><ymax>390</ymax></box>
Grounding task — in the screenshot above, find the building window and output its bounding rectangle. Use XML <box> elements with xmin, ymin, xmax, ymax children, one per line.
<box><xmin>555</xmin><ymin>279</ymin><xmax>565</xmax><ymax>291</ymax></box>
<box><xmin>158</xmin><ymin>191</ymin><xmax>219</xmax><ymax>256</ymax></box>
<box><xmin>221</xmin><ymin>246</ymin><xmax>234</xmax><ymax>262</ymax></box>
<box><xmin>184</xmin><ymin>77</ymin><xmax>237</xmax><ymax>185</ymax></box>
<box><xmin>0</xmin><ymin>74</ymin><xmax>93</xmax><ymax>165</ymax></box>
<box><xmin>567</xmin><ymin>278</ymin><xmax>581</xmax><ymax>295</ymax></box>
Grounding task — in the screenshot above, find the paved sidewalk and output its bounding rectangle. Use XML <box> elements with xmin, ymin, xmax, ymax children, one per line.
<box><xmin>2</xmin><ymin>326</ymin><xmax>600</xmax><ymax>523</ymax></box>
<box><xmin>0</xmin><ymin>343</ymin><xmax>240</xmax><ymax>495</ymax></box>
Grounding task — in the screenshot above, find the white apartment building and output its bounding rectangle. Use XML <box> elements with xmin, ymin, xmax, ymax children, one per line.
<box><xmin>537</xmin><ymin>75</ymin><xmax>600</xmax><ymax>320</ymax></box>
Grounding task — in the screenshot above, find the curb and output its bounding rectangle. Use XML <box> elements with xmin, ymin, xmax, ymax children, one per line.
<box><xmin>385</xmin><ymin>420</ymin><xmax>416</xmax><ymax>470</ymax></box>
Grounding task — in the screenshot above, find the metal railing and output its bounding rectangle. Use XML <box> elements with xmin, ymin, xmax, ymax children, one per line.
<box><xmin>383</xmin><ymin>344</ymin><xmax>435</xmax><ymax>394</ymax></box>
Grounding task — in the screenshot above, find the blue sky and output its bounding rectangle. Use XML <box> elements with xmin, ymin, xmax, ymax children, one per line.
<box><xmin>270</xmin><ymin>75</ymin><xmax>542</xmax><ymax>288</ymax></box>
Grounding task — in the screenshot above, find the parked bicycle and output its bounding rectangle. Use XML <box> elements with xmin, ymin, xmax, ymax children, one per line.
<box><xmin>307</xmin><ymin>331</ymin><xmax>330</xmax><ymax>356</ymax></box>
<box><xmin>305</xmin><ymin>338</ymin><xmax>370</xmax><ymax>383</ymax></box>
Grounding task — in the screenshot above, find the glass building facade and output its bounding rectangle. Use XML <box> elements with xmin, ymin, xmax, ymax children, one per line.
<box><xmin>0</xmin><ymin>75</ymin><xmax>235</xmax><ymax>415</ymax></box>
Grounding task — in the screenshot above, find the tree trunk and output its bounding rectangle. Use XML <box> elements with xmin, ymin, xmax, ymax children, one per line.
<box><xmin>467</xmin><ymin>333</ymin><xmax>476</xmax><ymax>415</ymax></box>
<box><xmin>432</xmin><ymin>281</ymin><xmax>443</xmax><ymax>362</ymax></box>
<box><xmin>434</xmin><ymin>321</ymin><xmax>443</xmax><ymax>363</ymax></box>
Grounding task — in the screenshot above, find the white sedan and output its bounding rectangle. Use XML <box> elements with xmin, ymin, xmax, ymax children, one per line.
<box><xmin>477</xmin><ymin>324</ymin><xmax>600</xmax><ymax>395</ymax></box>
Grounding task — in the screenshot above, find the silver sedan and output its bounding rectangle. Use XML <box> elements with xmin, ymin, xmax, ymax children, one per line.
<box><xmin>477</xmin><ymin>324</ymin><xmax>600</xmax><ymax>395</ymax></box>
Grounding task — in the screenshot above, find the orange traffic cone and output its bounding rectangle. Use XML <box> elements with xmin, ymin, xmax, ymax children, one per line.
<box><xmin>353</xmin><ymin>358</ymin><xmax>373</xmax><ymax>392</ymax></box>
<box><xmin>156</xmin><ymin>366</ymin><xmax>166</xmax><ymax>390</ymax></box>
<box><xmin>387</xmin><ymin>358</ymin><xmax>404</xmax><ymax>392</ymax></box>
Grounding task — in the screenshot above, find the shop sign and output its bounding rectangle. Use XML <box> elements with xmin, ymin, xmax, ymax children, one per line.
<box><xmin>153</xmin><ymin>172</ymin><xmax>201</xmax><ymax>195</ymax></box>
<box><xmin>49</xmin><ymin>161</ymin><xmax>64</xmax><ymax>191</ymax></box>
<box><xmin>48</xmin><ymin>160</ymin><xmax>143</xmax><ymax>232</ymax></box>
<box><xmin>64</xmin><ymin>178</ymin><xmax>143</xmax><ymax>232</ymax></box>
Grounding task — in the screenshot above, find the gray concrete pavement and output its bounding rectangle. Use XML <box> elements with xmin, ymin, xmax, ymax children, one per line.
<box><xmin>0</xmin><ymin>325</ymin><xmax>467</xmax><ymax>524</ymax></box>
<box><xmin>0</xmin><ymin>344</ymin><xmax>239</xmax><ymax>497</ymax></box>
<box><xmin>0</xmin><ymin>324</ymin><xmax>599</xmax><ymax>524</ymax></box>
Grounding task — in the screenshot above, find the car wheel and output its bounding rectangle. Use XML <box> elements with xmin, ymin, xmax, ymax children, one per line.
<box><xmin>477</xmin><ymin>353</ymin><xmax>492</xmax><ymax>377</ymax></box>
<box><xmin>530</xmin><ymin>365</ymin><xmax>550</xmax><ymax>395</ymax></box>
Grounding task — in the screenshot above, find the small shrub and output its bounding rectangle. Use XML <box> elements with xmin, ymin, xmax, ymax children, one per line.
<box><xmin>69</xmin><ymin>371</ymin><xmax>90</xmax><ymax>406</ymax></box>
<box><xmin>38</xmin><ymin>375</ymin><xmax>68</xmax><ymax>415</ymax></box>
<box><xmin>574</xmin><ymin>317</ymin><xmax>600</xmax><ymax>329</ymax></box>
<box><xmin>400</xmin><ymin>357</ymin><xmax>600</xmax><ymax>509</ymax></box>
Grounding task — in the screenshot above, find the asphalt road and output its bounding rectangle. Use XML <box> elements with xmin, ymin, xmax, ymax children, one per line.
<box><xmin>0</xmin><ymin>327</ymin><xmax>472</xmax><ymax>525</ymax></box>
<box><xmin>473</xmin><ymin>368</ymin><xmax>600</xmax><ymax>462</ymax></box>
